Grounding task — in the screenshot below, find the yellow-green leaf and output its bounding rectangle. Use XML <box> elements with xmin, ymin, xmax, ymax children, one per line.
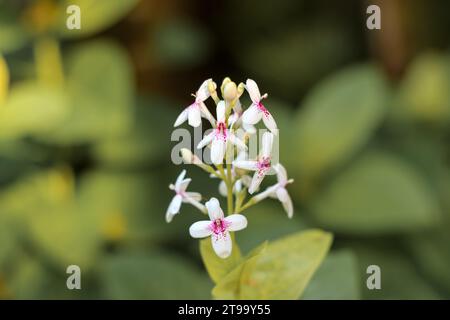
<box><xmin>212</xmin><ymin>241</ymin><xmax>268</xmax><ymax>299</ymax></box>
<box><xmin>200</xmin><ymin>235</ymin><xmax>242</xmax><ymax>284</ymax></box>
<box><xmin>292</xmin><ymin>64</ymin><xmax>389</xmax><ymax>179</ymax></box>
<box><xmin>0</xmin><ymin>83</ymin><xmax>70</xmax><ymax>139</ymax></box>
<box><xmin>239</xmin><ymin>229</ymin><xmax>332</xmax><ymax>299</ymax></box>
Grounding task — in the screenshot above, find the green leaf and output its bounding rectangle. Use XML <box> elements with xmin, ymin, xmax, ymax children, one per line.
<box><xmin>390</xmin><ymin>52</ymin><xmax>450</xmax><ymax>126</ymax></box>
<box><xmin>348</xmin><ymin>242</ymin><xmax>441</xmax><ymax>299</ymax></box>
<box><xmin>302</xmin><ymin>250</ymin><xmax>361</xmax><ymax>300</ymax></box>
<box><xmin>237</xmin><ymin>201</ymin><xmax>308</xmax><ymax>253</ymax></box>
<box><xmin>200</xmin><ymin>235</ymin><xmax>242</xmax><ymax>284</ymax></box>
<box><xmin>405</xmin><ymin>216</ymin><xmax>450</xmax><ymax>294</ymax></box>
<box><xmin>41</xmin><ymin>40</ymin><xmax>134</xmax><ymax>144</ymax></box>
<box><xmin>29</xmin><ymin>206</ymin><xmax>101</xmax><ymax>270</ymax></box>
<box><xmin>77</xmin><ymin>170</ymin><xmax>164</xmax><ymax>242</ymax></box>
<box><xmin>292</xmin><ymin>64</ymin><xmax>389</xmax><ymax>179</ymax></box>
<box><xmin>212</xmin><ymin>241</ymin><xmax>268</xmax><ymax>299</ymax></box>
<box><xmin>238</xmin><ymin>229</ymin><xmax>332</xmax><ymax>299</ymax></box>
<box><xmin>101</xmin><ymin>253</ymin><xmax>212</xmax><ymax>299</ymax></box>
<box><xmin>0</xmin><ymin>82</ymin><xmax>70</xmax><ymax>139</ymax></box>
<box><xmin>57</xmin><ymin>0</ymin><xmax>139</xmax><ymax>38</ymax></box>
<box><xmin>0</xmin><ymin>20</ymin><xmax>29</xmax><ymax>53</ymax></box>
<box><xmin>92</xmin><ymin>96</ymin><xmax>178</xmax><ymax>167</ymax></box>
<box><xmin>310</xmin><ymin>150</ymin><xmax>441</xmax><ymax>234</ymax></box>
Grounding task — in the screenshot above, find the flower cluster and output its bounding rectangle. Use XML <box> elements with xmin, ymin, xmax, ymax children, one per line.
<box><xmin>166</xmin><ymin>78</ymin><xmax>294</xmax><ymax>258</ymax></box>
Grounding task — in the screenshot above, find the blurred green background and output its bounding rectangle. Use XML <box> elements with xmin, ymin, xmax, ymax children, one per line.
<box><xmin>0</xmin><ymin>0</ymin><xmax>449</xmax><ymax>299</ymax></box>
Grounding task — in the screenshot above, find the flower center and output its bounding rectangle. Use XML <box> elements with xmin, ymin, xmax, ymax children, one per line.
<box><xmin>257</xmin><ymin>157</ymin><xmax>271</xmax><ymax>172</ymax></box>
<box><xmin>257</xmin><ymin>102</ymin><xmax>270</xmax><ymax>117</ymax></box>
<box><xmin>210</xmin><ymin>218</ymin><xmax>229</xmax><ymax>235</ymax></box>
<box><xmin>216</xmin><ymin>122</ymin><xmax>227</xmax><ymax>140</ymax></box>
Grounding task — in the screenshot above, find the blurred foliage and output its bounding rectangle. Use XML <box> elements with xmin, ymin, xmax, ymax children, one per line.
<box><xmin>0</xmin><ymin>0</ymin><xmax>449</xmax><ymax>299</ymax></box>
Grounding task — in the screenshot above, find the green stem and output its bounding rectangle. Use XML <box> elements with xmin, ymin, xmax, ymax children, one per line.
<box><xmin>236</xmin><ymin>198</ymin><xmax>257</xmax><ymax>213</ymax></box>
<box><xmin>226</xmin><ymin>162</ymin><xmax>233</xmax><ymax>215</ymax></box>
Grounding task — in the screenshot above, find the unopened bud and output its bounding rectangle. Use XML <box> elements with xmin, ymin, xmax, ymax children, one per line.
<box><xmin>181</xmin><ymin>148</ymin><xmax>202</xmax><ymax>165</ymax></box>
<box><xmin>223</xmin><ymin>82</ymin><xmax>237</xmax><ymax>101</ymax></box>
<box><xmin>207</xmin><ymin>80</ymin><xmax>217</xmax><ymax>94</ymax></box>
<box><xmin>237</xmin><ymin>82</ymin><xmax>245</xmax><ymax>98</ymax></box>
<box><xmin>221</xmin><ymin>77</ymin><xmax>231</xmax><ymax>93</ymax></box>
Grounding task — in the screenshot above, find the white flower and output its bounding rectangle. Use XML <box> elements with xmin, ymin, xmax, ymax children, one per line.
<box><xmin>254</xmin><ymin>163</ymin><xmax>294</xmax><ymax>218</ymax></box>
<box><xmin>166</xmin><ymin>170</ymin><xmax>205</xmax><ymax>223</ymax></box>
<box><xmin>174</xmin><ymin>79</ymin><xmax>215</xmax><ymax>127</ymax></box>
<box><xmin>242</xmin><ymin>79</ymin><xmax>277</xmax><ymax>134</ymax></box>
<box><xmin>189</xmin><ymin>198</ymin><xmax>247</xmax><ymax>258</ymax></box>
<box><xmin>197</xmin><ymin>101</ymin><xmax>247</xmax><ymax>165</ymax></box>
<box><xmin>229</xmin><ymin>100</ymin><xmax>256</xmax><ymax>134</ymax></box>
<box><xmin>233</xmin><ymin>132</ymin><xmax>274</xmax><ymax>194</ymax></box>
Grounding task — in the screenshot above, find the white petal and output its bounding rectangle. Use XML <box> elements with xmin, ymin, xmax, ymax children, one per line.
<box><xmin>189</xmin><ymin>220</ymin><xmax>213</xmax><ymax>238</ymax></box>
<box><xmin>178</xmin><ymin>178</ymin><xmax>191</xmax><ymax>192</ymax></box>
<box><xmin>275</xmin><ymin>163</ymin><xmax>288</xmax><ymax>183</ymax></box>
<box><xmin>211</xmin><ymin>231</ymin><xmax>232</xmax><ymax>258</ymax></box>
<box><xmin>262</xmin><ymin>111</ymin><xmax>278</xmax><ymax>134</ymax></box>
<box><xmin>197</xmin><ymin>131</ymin><xmax>214</xmax><ymax>149</ymax></box>
<box><xmin>233</xmin><ymin>160</ymin><xmax>258</xmax><ymax>171</ymax></box>
<box><xmin>235</xmin><ymin>149</ymin><xmax>248</xmax><ymax>162</ymax></box>
<box><xmin>196</xmin><ymin>79</ymin><xmax>211</xmax><ymax>102</ymax></box>
<box><xmin>219</xmin><ymin>181</ymin><xmax>227</xmax><ymax>197</ymax></box>
<box><xmin>242</xmin><ymin>104</ymin><xmax>262</xmax><ymax>125</ymax></box>
<box><xmin>205</xmin><ymin>197</ymin><xmax>224</xmax><ymax>220</ymax></box>
<box><xmin>184</xmin><ymin>192</ymin><xmax>201</xmax><ymax>201</ymax></box>
<box><xmin>188</xmin><ymin>105</ymin><xmax>202</xmax><ymax>127</ymax></box>
<box><xmin>228</xmin><ymin>133</ymin><xmax>247</xmax><ymax>150</ymax></box>
<box><xmin>174</xmin><ymin>108</ymin><xmax>188</xmax><ymax>127</ymax></box>
<box><xmin>216</xmin><ymin>100</ymin><xmax>226</xmax><ymax>122</ymax></box>
<box><xmin>185</xmin><ymin>197</ymin><xmax>206</xmax><ymax>213</ymax></box>
<box><xmin>276</xmin><ymin>187</ymin><xmax>293</xmax><ymax>218</ymax></box>
<box><xmin>166</xmin><ymin>195</ymin><xmax>182</xmax><ymax>222</ymax></box>
<box><xmin>243</xmin><ymin>122</ymin><xmax>256</xmax><ymax>134</ymax></box>
<box><xmin>233</xmin><ymin>99</ymin><xmax>243</xmax><ymax>114</ymax></box>
<box><xmin>253</xmin><ymin>184</ymin><xmax>278</xmax><ymax>203</ymax></box>
<box><xmin>261</xmin><ymin>132</ymin><xmax>274</xmax><ymax>158</ymax></box>
<box><xmin>245</xmin><ymin>79</ymin><xmax>261</xmax><ymax>102</ymax></box>
<box><xmin>211</xmin><ymin>138</ymin><xmax>226</xmax><ymax>165</ymax></box>
<box><xmin>248</xmin><ymin>171</ymin><xmax>265</xmax><ymax>194</ymax></box>
<box><xmin>175</xmin><ymin>170</ymin><xmax>187</xmax><ymax>188</ymax></box>
<box><xmin>225</xmin><ymin>214</ymin><xmax>247</xmax><ymax>232</ymax></box>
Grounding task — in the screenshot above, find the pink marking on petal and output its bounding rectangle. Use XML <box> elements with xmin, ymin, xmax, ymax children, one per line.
<box><xmin>257</xmin><ymin>156</ymin><xmax>271</xmax><ymax>171</ymax></box>
<box><xmin>209</xmin><ymin>218</ymin><xmax>231</xmax><ymax>235</ymax></box>
<box><xmin>257</xmin><ymin>102</ymin><xmax>270</xmax><ymax>117</ymax></box>
<box><xmin>215</xmin><ymin>122</ymin><xmax>228</xmax><ymax>141</ymax></box>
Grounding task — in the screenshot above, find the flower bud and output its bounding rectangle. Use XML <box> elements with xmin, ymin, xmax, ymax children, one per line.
<box><xmin>221</xmin><ymin>77</ymin><xmax>231</xmax><ymax>93</ymax></box>
<box><xmin>207</xmin><ymin>80</ymin><xmax>217</xmax><ymax>94</ymax></box>
<box><xmin>223</xmin><ymin>82</ymin><xmax>237</xmax><ymax>102</ymax></box>
<box><xmin>0</xmin><ymin>55</ymin><xmax>9</xmax><ymax>104</ymax></box>
<box><xmin>181</xmin><ymin>148</ymin><xmax>202</xmax><ymax>165</ymax></box>
<box><xmin>237</xmin><ymin>82</ymin><xmax>245</xmax><ymax>98</ymax></box>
